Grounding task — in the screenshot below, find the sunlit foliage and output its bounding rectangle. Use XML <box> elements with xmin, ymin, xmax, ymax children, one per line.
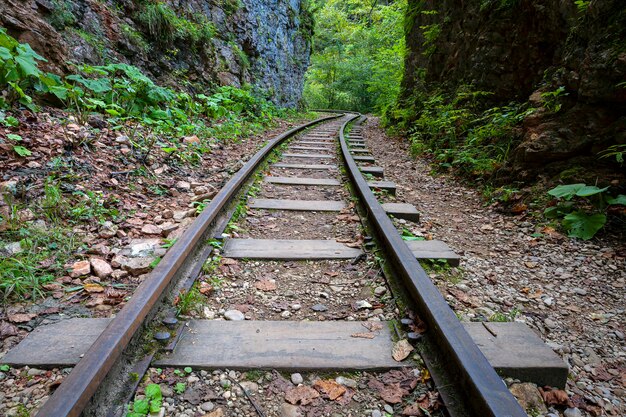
<box><xmin>303</xmin><ymin>0</ymin><xmax>406</xmax><ymax>113</ymax></box>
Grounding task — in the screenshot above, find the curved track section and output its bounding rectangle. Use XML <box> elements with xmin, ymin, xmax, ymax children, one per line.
<box><xmin>35</xmin><ymin>114</ymin><xmax>342</xmax><ymax>417</ymax></box>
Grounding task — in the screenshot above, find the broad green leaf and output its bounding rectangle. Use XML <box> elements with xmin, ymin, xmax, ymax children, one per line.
<box><xmin>145</xmin><ymin>384</ymin><xmax>162</xmax><ymax>401</ymax></box>
<box><xmin>547</xmin><ymin>184</ymin><xmax>585</xmax><ymax>200</ymax></box>
<box><xmin>562</xmin><ymin>211</ymin><xmax>606</xmax><ymax>240</ymax></box>
<box><xmin>13</xmin><ymin>145</ymin><xmax>32</xmax><ymax>157</ymax></box>
<box><xmin>48</xmin><ymin>85</ymin><xmax>70</xmax><ymax>100</ymax></box>
<box><xmin>132</xmin><ymin>399</ymin><xmax>149</xmax><ymax>414</ymax></box>
<box><xmin>14</xmin><ymin>55</ymin><xmax>40</xmax><ymax>77</ymax></box>
<box><xmin>7</xmin><ymin>134</ymin><xmax>22</xmax><ymax>141</ymax></box>
<box><xmin>149</xmin><ymin>109</ymin><xmax>169</xmax><ymax>120</ymax></box>
<box><xmin>575</xmin><ymin>185</ymin><xmax>609</xmax><ymax>197</ymax></box>
<box><xmin>66</xmin><ymin>75</ymin><xmax>111</xmax><ymax>93</ymax></box>
<box><xmin>149</xmin><ymin>399</ymin><xmax>161</xmax><ymax>414</ymax></box>
<box><xmin>402</xmin><ymin>236</ymin><xmax>425</xmax><ymax>241</ymax></box>
<box><xmin>17</xmin><ymin>43</ymin><xmax>46</xmax><ymax>61</ymax></box>
<box><xmin>606</xmin><ymin>194</ymin><xmax>626</xmax><ymax>205</ymax></box>
<box><xmin>0</xmin><ymin>46</ymin><xmax>11</xmax><ymax>60</ymax></box>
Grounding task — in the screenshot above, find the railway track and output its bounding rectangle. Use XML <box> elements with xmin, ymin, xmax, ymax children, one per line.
<box><xmin>4</xmin><ymin>113</ymin><xmax>537</xmax><ymax>416</ymax></box>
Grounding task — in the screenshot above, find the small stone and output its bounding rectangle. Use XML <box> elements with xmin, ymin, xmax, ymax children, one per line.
<box><xmin>280</xmin><ymin>403</ymin><xmax>301</xmax><ymax>417</ymax></box>
<box><xmin>27</xmin><ymin>368</ymin><xmax>44</xmax><ymax>377</ymax></box>
<box><xmin>281</xmin><ymin>311</ymin><xmax>291</xmax><ymax>318</ymax></box>
<box><xmin>116</xmin><ymin>256</ymin><xmax>154</xmax><ymax>276</ymax></box>
<box><xmin>160</xmin><ymin>222</ymin><xmax>178</xmax><ymax>237</ymax></box>
<box><xmin>239</xmin><ymin>381</ymin><xmax>258</xmax><ymax>393</ymax></box>
<box><xmin>1</xmin><ymin>242</ymin><xmax>22</xmax><ymax>256</ymax></box>
<box><xmin>160</xmin><ymin>385</ymin><xmax>173</xmax><ymax>397</ymax></box>
<box><xmin>205</xmin><ymin>409</ymin><xmax>224</xmax><ymax>417</ymax></box>
<box><xmin>384</xmin><ymin>404</ymin><xmax>394</xmax><ymax>414</ymax></box>
<box><xmin>374</xmin><ymin>286</ymin><xmax>387</xmax><ymax>296</ymax></box>
<box><xmin>200</xmin><ymin>401</ymin><xmax>214</xmax><ymax>412</ymax></box>
<box><xmin>290</xmin><ymin>373</ymin><xmax>303</xmax><ymax>385</ymax></box>
<box><xmin>183</xmin><ymin>135</ymin><xmax>200</xmax><ymax>145</ymax></box>
<box><xmin>371</xmin><ymin>411</ymin><xmax>382</xmax><ymax>417</ymax></box>
<box><xmin>99</xmin><ymin>221</ymin><xmax>117</xmax><ymax>238</ymax></box>
<box><xmin>544</xmin><ymin>318</ymin><xmax>557</xmax><ymax>329</ymax></box>
<box><xmin>130</xmin><ymin>240</ymin><xmax>159</xmax><ymax>257</ymax></box>
<box><xmin>176</xmin><ymin>181</ymin><xmax>191</xmax><ymax>191</ymax></box>
<box><xmin>141</xmin><ymin>224</ymin><xmax>162</xmax><ymax>235</ymax></box>
<box><xmin>162</xmin><ymin>209</ymin><xmax>174</xmax><ymax>219</ymax></box>
<box><xmin>291</xmin><ymin>303</ymin><xmax>301</xmax><ymax>311</ymax></box>
<box><xmin>563</xmin><ymin>408</ymin><xmax>583</xmax><ymax>417</ymax></box>
<box><xmin>69</xmin><ymin>260</ymin><xmax>91</xmax><ymax>277</ymax></box>
<box><xmin>509</xmin><ymin>383</ymin><xmax>548</xmax><ymax>414</ymax></box>
<box><xmin>335</xmin><ymin>376</ymin><xmax>357</xmax><ymax>388</ymax></box>
<box><xmin>90</xmin><ymin>258</ymin><xmax>113</xmax><ymax>279</ymax></box>
<box><xmin>224</xmin><ymin>310</ymin><xmax>245</xmax><ymax>321</ymax></box>
<box><xmin>115</xmin><ymin>135</ymin><xmax>129</xmax><ymax>143</ymax></box>
<box><xmin>311</xmin><ymin>304</ymin><xmax>327</xmax><ymax>312</ymax></box>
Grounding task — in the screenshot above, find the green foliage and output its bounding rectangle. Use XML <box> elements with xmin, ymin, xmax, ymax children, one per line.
<box><xmin>137</xmin><ymin>2</ymin><xmax>215</xmax><ymax>46</ymax></box>
<box><xmin>175</xmin><ymin>286</ymin><xmax>203</xmax><ymax>315</ymax></box>
<box><xmin>0</xmin><ymin>111</ymin><xmax>19</xmax><ymax>126</ymax></box>
<box><xmin>388</xmin><ymin>86</ymin><xmax>532</xmax><ymax>179</ymax></box>
<box><xmin>303</xmin><ymin>0</ymin><xmax>406</xmax><ymax>113</ymax></box>
<box><xmin>174</xmin><ymin>382</ymin><xmax>186</xmax><ymax>394</ymax></box>
<box><xmin>490</xmin><ymin>308</ymin><xmax>520</xmax><ymax>322</ymax></box>
<box><xmin>419</xmin><ymin>23</ymin><xmax>440</xmax><ymax>56</ymax></box>
<box><xmin>120</xmin><ymin>24</ymin><xmax>150</xmax><ymax>53</ymax></box>
<box><xmin>217</xmin><ymin>0</ymin><xmax>242</xmax><ymax>16</ymax></box>
<box><xmin>0</xmin><ymin>29</ymin><xmax>292</xmax><ymax>171</ymax></box>
<box><xmin>0</xmin><ymin>221</ymin><xmax>77</xmax><ymax>301</ymax></box>
<box><xmin>574</xmin><ymin>0</ymin><xmax>590</xmax><ymax>13</ymax></box>
<box><xmin>599</xmin><ymin>143</ymin><xmax>626</xmax><ymax>165</ymax></box>
<box><xmin>49</xmin><ymin>0</ymin><xmax>77</xmax><ymax>30</ymax></box>
<box><xmin>480</xmin><ymin>0</ymin><xmax>520</xmax><ymax>12</ymax></box>
<box><xmin>0</xmin><ymin>28</ymin><xmax>50</xmax><ymax>109</ymax></box>
<box><xmin>545</xmin><ymin>183</ymin><xmax>625</xmax><ymax>240</ymax></box>
<box><xmin>127</xmin><ymin>383</ymin><xmax>162</xmax><ymax>417</ymax></box>
<box><xmin>540</xmin><ymin>86</ymin><xmax>568</xmax><ymax>113</ymax></box>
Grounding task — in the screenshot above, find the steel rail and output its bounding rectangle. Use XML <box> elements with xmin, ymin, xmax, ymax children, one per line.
<box><xmin>339</xmin><ymin>114</ymin><xmax>526</xmax><ymax>417</ymax></box>
<box><xmin>36</xmin><ymin>113</ymin><xmax>342</xmax><ymax>417</ymax></box>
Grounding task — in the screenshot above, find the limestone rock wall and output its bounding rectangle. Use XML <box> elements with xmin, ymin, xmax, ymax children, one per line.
<box><xmin>0</xmin><ymin>0</ymin><xmax>312</xmax><ymax>107</ymax></box>
<box><xmin>401</xmin><ymin>0</ymin><xmax>626</xmax><ymax>180</ymax></box>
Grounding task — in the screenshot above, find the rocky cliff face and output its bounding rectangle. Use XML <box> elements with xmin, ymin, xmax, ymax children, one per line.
<box><xmin>0</xmin><ymin>0</ymin><xmax>312</xmax><ymax>107</ymax></box>
<box><xmin>401</xmin><ymin>0</ymin><xmax>626</xmax><ymax>180</ymax></box>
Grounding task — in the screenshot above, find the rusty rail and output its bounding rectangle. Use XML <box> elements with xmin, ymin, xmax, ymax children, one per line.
<box><xmin>35</xmin><ymin>114</ymin><xmax>342</xmax><ymax>417</ymax></box>
<box><xmin>339</xmin><ymin>114</ymin><xmax>526</xmax><ymax>417</ymax></box>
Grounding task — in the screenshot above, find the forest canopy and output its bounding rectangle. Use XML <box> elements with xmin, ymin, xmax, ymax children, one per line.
<box><xmin>303</xmin><ymin>0</ymin><xmax>406</xmax><ymax>114</ymax></box>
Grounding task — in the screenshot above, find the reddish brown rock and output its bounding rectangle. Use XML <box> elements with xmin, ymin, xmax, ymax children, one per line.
<box><xmin>90</xmin><ymin>258</ymin><xmax>113</xmax><ymax>279</ymax></box>
<box><xmin>69</xmin><ymin>260</ymin><xmax>91</xmax><ymax>277</ymax></box>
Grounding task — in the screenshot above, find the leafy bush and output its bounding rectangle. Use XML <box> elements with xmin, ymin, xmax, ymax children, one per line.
<box><xmin>545</xmin><ymin>183</ymin><xmax>626</xmax><ymax>240</ymax></box>
<box><xmin>392</xmin><ymin>86</ymin><xmax>533</xmax><ymax>179</ymax></box>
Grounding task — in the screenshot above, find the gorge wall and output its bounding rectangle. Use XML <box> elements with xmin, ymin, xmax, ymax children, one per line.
<box><xmin>0</xmin><ymin>0</ymin><xmax>312</xmax><ymax>107</ymax></box>
<box><xmin>401</xmin><ymin>0</ymin><xmax>626</xmax><ymax>181</ymax></box>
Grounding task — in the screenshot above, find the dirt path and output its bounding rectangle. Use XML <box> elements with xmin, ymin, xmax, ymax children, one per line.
<box><xmin>363</xmin><ymin>117</ymin><xmax>625</xmax><ymax>417</ymax></box>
